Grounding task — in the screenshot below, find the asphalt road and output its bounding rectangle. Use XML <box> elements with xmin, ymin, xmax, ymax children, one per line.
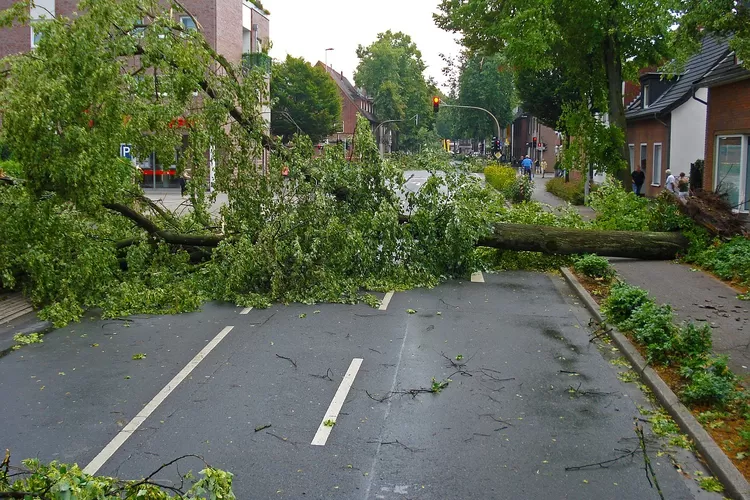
<box><xmin>1</xmin><ymin>272</ymin><xmax>720</xmax><ymax>499</ymax></box>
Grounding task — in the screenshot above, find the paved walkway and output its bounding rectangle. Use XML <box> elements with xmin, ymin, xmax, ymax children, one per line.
<box><xmin>531</xmin><ymin>180</ymin><xmax>750</xmax><ymax>385</ymax></box>
<box><xmin>531</xmin><ymin>176</ymin><xmax>596</xmax><ymax>220</ymax></box>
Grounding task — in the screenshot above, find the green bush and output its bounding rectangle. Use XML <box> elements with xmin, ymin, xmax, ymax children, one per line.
<box><xmin>546</xmin><ymin>177</ymin><xmax>587</xmax><ymax>205</ymax></box>
<box><xmin>484</xmin><ymin>165</ymin><xmax>517</xmax><ymax>193</ymax></box>
<box><xmin>602</xmin><ymin>282</ymin><xmax>651</xmax><ymax>324</ymax></box>
<box><xmin>676</xmin><ymin>322</ymin><xmax>713</xmax><ymax>365</ymax></box>
<box><xmin>620</xmin><ymin>302</ymin><xmax>678</xmax><ymax>364</ymax></box>
<box><xmin>573</xmin><ymin>254</ymin><xmax>614</xmax><ymax>280</ymax></box>
<box><xmin>0</xmin><ymin>159</ymin><xmax>21</xmax><ymax>177</ymax></box>
<box><xmin>682</xmin><ymin>357</ymin><xmax>737</xmax><ymax>406</ymax></box>
<box><xmin>694</xmin><ymin>236</ymin><xmax>750</xmax><ymax>286</ymax></box>
<box><xmin>506</xmin><ymin>175</ymin><xmax>534</xmax><ymax>203</ymax></box>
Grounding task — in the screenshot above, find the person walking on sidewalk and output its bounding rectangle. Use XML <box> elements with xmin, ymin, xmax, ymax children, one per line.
<box><xmin>678</xmin><ymin>172</ymin><xmax>690</xmax><ymax>199</ymax></box>
<box><xmin>665</xmin><ymin>169</ymin><xmax>677</xmax><ymax>194</ymax></box>
<box><xmin>521</xmin><ymin>155</ymin><xmax>533</xmax><ymax>180</ymax></box>
<box><xmin>631</xmin><ymin>165</ymin><xmax>645</xmax><ymax>197</ymax></box>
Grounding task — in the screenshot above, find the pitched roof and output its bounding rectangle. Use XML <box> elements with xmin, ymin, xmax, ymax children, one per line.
<box><xmin>318</xmin><ymin>63</ymin><xmax>377</xmax><ymax>123</ymax></box>
<box><xmin>697</xmin><ymin>50</ymin><xmax>750</xmax><ymax>87</ymax></box>
<box><xmin>626</xmin><ymin>36</ymin><xmax>730</xmax><ymax>120</ymax></box>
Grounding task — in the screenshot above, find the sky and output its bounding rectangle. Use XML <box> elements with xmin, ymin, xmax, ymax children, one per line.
<box><xmin>261</xmin><ymin>0</ymin><xmax>462</xmax><ymax>90</ymax></box>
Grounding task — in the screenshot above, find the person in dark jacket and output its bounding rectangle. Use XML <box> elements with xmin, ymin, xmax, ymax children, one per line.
<box><xmin>631</xmin><ymin>165</ymin><xmax>646</xmax><ymax>197</ymax></box>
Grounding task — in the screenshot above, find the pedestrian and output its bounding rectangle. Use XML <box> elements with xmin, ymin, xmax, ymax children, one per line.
<box><xmin>541</xmin><ymin>159</ymin><xmax>548</xmax><ymax>178</ymax></box>
<box><xmin>678</xmin><ymin>172</ymin><xmax>690</xmax><ymax>199</ymax></box>
<box><xmin>521</xmin><ymin>155</ymin><xmax>533</xmax><ymax>180</ymax></box>
<box><xmin>178</xmin><ymin>172</ymin><xmax>189</xmax><ymax>197</ymax></box>
<box><xmin>631</xmin><ymin>164</ymin><xmax>646</xmax><ymax>197</ymax></box>
<box><xmin>665</xmin><ymin>169</ymin><xmax>677</xmax><ymax>194</ymax></box>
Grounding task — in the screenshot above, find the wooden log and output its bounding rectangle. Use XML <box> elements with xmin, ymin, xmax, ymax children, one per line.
<box><xmin>476</xmin><ymin>223</ymin><xmax>689</xmax><ymax>260</ymax></box>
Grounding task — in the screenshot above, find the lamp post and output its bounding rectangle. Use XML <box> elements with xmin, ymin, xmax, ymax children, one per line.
<box><xmin>325</xmin><ymin>47</ymin><xmax>334</xmax><ymax>68</ymax></box>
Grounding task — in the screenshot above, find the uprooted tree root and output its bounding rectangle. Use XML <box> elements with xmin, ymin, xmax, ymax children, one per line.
<box><xmin>676</xmin><ymin>190</ymin><xmax>746</xmax><ymax>238</ymax></box>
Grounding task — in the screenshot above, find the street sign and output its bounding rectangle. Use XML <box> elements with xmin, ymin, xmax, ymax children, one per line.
<box><xmin>120</xmin><ymin>144</ymin><xmax>133</xmax><ymax>160</ymax></box>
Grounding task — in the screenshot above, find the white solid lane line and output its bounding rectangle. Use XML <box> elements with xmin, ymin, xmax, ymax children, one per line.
<box><xmin>471</xmin><ymin>271</ymin><xmax>485</xmax><ymax>283</ymax></box>
<box><xmin>311</xmin><ymin>358</ymin><xmax>363</xmax><ymax>446</ymax></box>
<box><xmin>240</xmin><ymin>307</ymin><xmax>253</xmax><ymax>315</ymax></box>
<box><xmin>83</xmin><ymin>326</ymin><xmax>235</xmax><ymax>475</ymax></box>
<box><xmin>378</xmin><ymin>291</ymin><xmax>395</xmax><ymax>311</ymax></box>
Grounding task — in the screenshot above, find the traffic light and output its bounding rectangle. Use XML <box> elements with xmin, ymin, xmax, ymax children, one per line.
<box><xmin>433</xmin><ymin>96</ymin><xmax>440</xmax><ymax>113</ymax></box>
<box><xmin>532</xmin><ymin>136</ymin><xmax>538</xmax><ymax>148</ymax></box>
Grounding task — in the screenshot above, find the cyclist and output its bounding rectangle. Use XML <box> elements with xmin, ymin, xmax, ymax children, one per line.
<box><xmin>521</xmin><ymin>155</ymin><xmax>533</xmax><ymax>180</ymax></box>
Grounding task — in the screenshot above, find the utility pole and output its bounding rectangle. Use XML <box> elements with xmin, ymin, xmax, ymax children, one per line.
<box><xmin>440</xmin><ymin>104</ymin><xmax>502</xmax><ymax>155</ymax></box>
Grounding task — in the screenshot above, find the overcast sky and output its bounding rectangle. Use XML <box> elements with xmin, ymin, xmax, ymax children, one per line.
<box><xmin>262</xmin><ymin>0</ymin><xmax>462</xmax><ymax>90</ymax></box>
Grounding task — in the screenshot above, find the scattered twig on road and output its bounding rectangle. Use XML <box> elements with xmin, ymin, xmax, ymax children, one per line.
<box><xmin>440</xmin><ymin>351</ymin><xmax>472</xmax><ymax>377</ymax></box>
<box><xmin>559</xmin><ymin>370</ymin><xmax>580</xmax><ymax>375</ymax></box>
<box><xmin>478</xmin><ymin>413</ymin><xmax>513</xmax><ymax>426</ymax></box>
<box><xmin>254</xmin><ymin>424</ymin><xmax>271</xmax><ymax>432</ymax></box>
<box><xmin>479</xmin><ymin>368</ymin><xmax>515</xmax><ymax>382</ymax></box>
<box><xmin>636</xmin><ymin>423</ymin><xmax>665</xmax><ymax>499</ymax></box>
<box><xmin>564</xmin><ymin>448</ymin><xmax>638</xmax><ymax>471</ymax></box>
<box><xmin>368</xmin><ymin>439</ymin><xmax>424</xmax><ymax>453</ymax></box>
<box><xmin>266</xmin><ymin>431</ymin><xmax>296</xmax><ymax>446</ymax></box>
<box><xmin>310</xmin><ymin>368</ymin><xmax>334</xmax><ymax>381</ymax></box>
<box><xmin>368</xmin><ymin>348</ymin><xmax>382</xmax><ymax>354</ymax></box>
<box><xmin>567</xmin><ymin>382</ymin><xmax>615</xmax><ymax>398</ymax></box>
<box><xmin>275</xmin><ymin>353</ymin><xmax>297</xmax><ymax>369</ymax></box>
<box><xmin>589</xmin><ymin>327</ymin><xmax>613</xmax><ymax>343</ymax></box>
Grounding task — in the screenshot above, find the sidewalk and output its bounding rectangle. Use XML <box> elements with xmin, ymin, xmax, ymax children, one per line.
<box><xmin>531</xmin><ymin>176</ymin><xmax>596</xmax><ymax>220</ymax></box>
<box><xmin>143</xmin><ymin>188</ymin><xmax>227</xmax><ymax>216</ymax></box>
<box><xmin>531</xmin><ymin>178</ymin><xmax>750</xmax><ymax>385</ymax></box>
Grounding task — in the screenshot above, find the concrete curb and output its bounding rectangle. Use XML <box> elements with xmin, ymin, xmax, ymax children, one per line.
<box><xmin>561</xmin><ymin>267</ymin><xmax>750</xmax><ymax>500</ymax></box>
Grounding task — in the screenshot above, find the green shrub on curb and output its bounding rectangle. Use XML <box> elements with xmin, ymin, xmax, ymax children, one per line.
<box><xmin>484</xmin><ymin>165</ymin><xmax>516</xmax><ymax>193</ymax></box>
<box><xmin>546</xmin><ymin>177</ymin><xmax>587</xmax><ymax>205</ymax></box>
<box><xmin>601</xmin><ymin>282</ymin><xmax>650</xmax><ymax>324</ymax></box>
<box><xmin>603</xmin><ymin>282</ymin><xmax>742</xmax><ymax>409</ymax></box>
<box><xmin>573</xmin><ymin>254</ymin><xmax>614</xmax><ymax>280</ymax></box>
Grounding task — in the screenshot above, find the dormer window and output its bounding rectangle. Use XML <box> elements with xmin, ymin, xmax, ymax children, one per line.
<box><xmin>643</xmin><ymin>84</ymin><xmax>650</xmax><ymax>109</ymax></box>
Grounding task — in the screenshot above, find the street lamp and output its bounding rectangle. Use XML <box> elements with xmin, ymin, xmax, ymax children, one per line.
<box><xmin>325</xmin><ymin>48</ymin><xmax>334</xmax><ymax>68</ymax></box>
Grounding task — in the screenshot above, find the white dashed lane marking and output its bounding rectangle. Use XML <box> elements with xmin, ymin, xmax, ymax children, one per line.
<box><xmin>378</xmin><ymin>291</ymin><xmax>395</xmax><ymax>311</ymax></box>
<box><xmin>311</xmin><ymin>358</ymin><xmax>363</xmax><ymax>446</ymax></box>
<box><xmin>83</xmin><ymin>326</ymin><xmax>235</xmax><ymax>475</ymax></box>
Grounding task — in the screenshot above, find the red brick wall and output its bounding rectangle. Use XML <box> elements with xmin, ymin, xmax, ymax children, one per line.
<box><xmin>626</xmin><ymin>118</ymin><xmax>670</xmax><ymax>197</ymax></box>
<box><xmin>704</xmin><ymin>79</ymin><xmax>750</xmax><ymax>190</ymax></box>
<box><xmin>0</xmin><ymin>0</ymin><xmax>30</xmax><ymax>58</ymax></box>
<box><xmin>214</xmin><ymin>0</ymin><xmax>242</xmax><ymax>64</ymax></box>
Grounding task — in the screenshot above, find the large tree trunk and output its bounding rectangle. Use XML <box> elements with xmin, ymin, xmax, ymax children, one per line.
<box><xmin>604</xmin><ymin>27</ymin><xmax>630</xmax><ymax>187</ymax></box>
<box><xmin>477</xmin><ymin>223</ymin><xmax>688</xmax><ymax>260</ymax></box>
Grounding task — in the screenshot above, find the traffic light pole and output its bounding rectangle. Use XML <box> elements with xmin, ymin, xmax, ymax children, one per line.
<box><xmin>439</xmin><ymin>104</ymin><xmax>502</xmax><ymax>146</ymax></box>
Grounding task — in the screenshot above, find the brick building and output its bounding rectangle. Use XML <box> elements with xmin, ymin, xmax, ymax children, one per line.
<box><xmin>0</xmin><ymin>0</ymin><xmax>271</xmax><ymax>187</ymax></box>
<box><xmin>316</xmin><ymin>63</ymin><xmax>383</xmax><ymax>152</ymax></box>
<box><xmin>698</xmin><ymin>51</ymin><xmax>750</xmax><ymax>213</ymax></box>
<box><xmin>511</xmin><ymin>111</ymin><xmax>559</xmax><ymax>170</ymax></box>
<box><xmin>625</xmin><ymin>37</ymin><xmax>728</xmax><ymax>197</ymax></box>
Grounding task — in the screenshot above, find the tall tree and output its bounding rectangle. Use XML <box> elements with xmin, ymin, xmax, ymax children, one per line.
<box><xmin>354</xmin><ymin>31</ymin><xmax>435</xmax><ymax>151</ymax></box>
<box><xmin>454</xmin><ymin>53</ymin><xmax>514</xmax><ymax>140</ymax></box>
<box><xmin>515</xmin><ymin>67</ymin><xmax>581</xmax><ymax>131</ymax></box>
<box><xmin>271</xmin><ymin>55</ymin><xmax>342</xmax><ymax>142</ymax></box>
<box><xmin>435</xmin><ymin>0</ymin><xmax>680</xmax><ymax>173</ymax></box>
<box><xmin>674</xmin><ymin>0</ymin><xmax>750</xmax><ymax>70</ymax></box>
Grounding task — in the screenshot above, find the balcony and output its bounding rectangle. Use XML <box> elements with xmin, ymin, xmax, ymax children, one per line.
<box><xmin>242</xmin><ymin>52</ymin><xmax>272</xmax><ymax>74</ymax></box>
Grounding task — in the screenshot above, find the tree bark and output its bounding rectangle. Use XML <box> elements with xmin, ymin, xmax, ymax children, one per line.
<box><xmin>477</xmin><ymin>223</ymin><xmax>688</xmax><ymax>260</ymax></box>
<box><xmin>603</xmin><ymin>12</ymin><xmax>630</xmax><ymax>187</ymax></box>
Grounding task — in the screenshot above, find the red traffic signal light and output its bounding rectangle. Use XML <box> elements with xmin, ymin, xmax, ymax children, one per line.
<box><xmin>433</xmin><ymin>96</ymin><xmax>440</xmax><ymax>113</ymax></box>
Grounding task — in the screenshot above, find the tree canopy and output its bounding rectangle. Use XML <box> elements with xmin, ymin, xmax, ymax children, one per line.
<box><xmin>0</xmin><ymin>0</ymin><xmax>507</xmax><ymax>326</ymax></box>
<box><xmin>354</xmin><ymin>31</ymin><xmax>436</xmax><ymax>151</ymax></box>
<box><xmin>271</xmin><ymin>55</ymin><xmax>342</xmax><ymax>143</ymax></box>
<box><xmin>435</xmin><ymin>0</ymin><xmax>681</xmax><ymax>174</ymax></box>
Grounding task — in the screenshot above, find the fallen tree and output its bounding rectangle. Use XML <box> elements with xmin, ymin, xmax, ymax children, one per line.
<box><xmin>477</xmin><ymin>223</ymin><xmax>689</xmax><ymax>260</ymax></box>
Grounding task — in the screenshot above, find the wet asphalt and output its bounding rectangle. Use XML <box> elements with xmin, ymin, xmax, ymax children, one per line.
<box><xmin>0</xmin><ymin>271</ymin><xmax>721</xmax><ymax>499</ymax></box>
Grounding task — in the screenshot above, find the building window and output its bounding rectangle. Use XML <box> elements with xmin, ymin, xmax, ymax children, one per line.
<box><xmin>628</xmin><ymin>144</ymin><xmax>635</xmax><ymax>171</ymax></box>
<box><xmin>652</xmin><ymin>143</ymin><xmax>662</xmax><ymax>185</ymax></box>
<box><xmin>714</xmin><ymin>135</ymin><xmax>747</xmax><ymax>212</ymax></box>
<box><xmin>180</xmin><ymin>16</ymin><xmax>197</xmax><ymax>31</ymax></box>
<box><xmin>643</xmin><ymin>85</ymin><xmax>650</xmax><ymax>109</ymax></box>
<box><xmin>640</xmin><ymin>143</ymin><xmax>647</xmax><ymax>171</ymax></box>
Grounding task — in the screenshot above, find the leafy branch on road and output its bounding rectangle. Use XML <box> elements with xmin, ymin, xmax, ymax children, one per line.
<box><xmin>0</xmin><ymin>451</ymin><xmax>235</xmax><ymax>499</ymax></box>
